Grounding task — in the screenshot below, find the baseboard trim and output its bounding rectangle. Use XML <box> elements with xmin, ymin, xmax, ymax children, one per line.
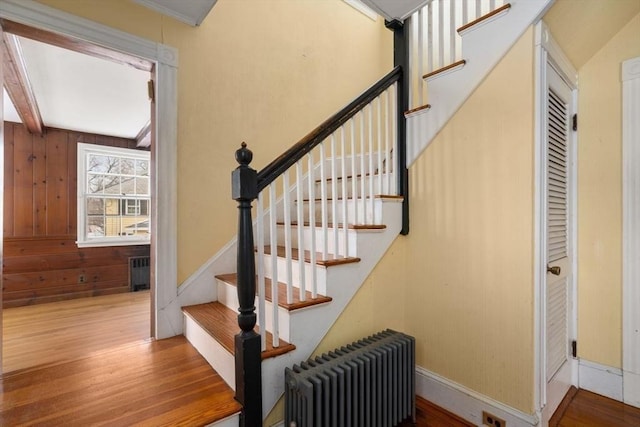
<box><xmin>578</xmin><ymin>359</ymin><xmax>623</xmax><ymax>401</ymax></box>
<box><xmin>415</xmin><ymin>366</ymin><xmax>539</xmax><ymax>427</ymax></box>
<box><xmin>624</xmin><ymin>370</ymin><xmax>640</xmax><ymax>408</ymax></box>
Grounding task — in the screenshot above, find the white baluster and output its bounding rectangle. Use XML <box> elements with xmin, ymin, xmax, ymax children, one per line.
<box><xmin>417</xmin><ymin>7</ymin><xmax>424</xmax><ymax>106</ymax></box>
<box><xmin>449</xmin><ymin>0</ymin><xmax>456</xmax><ymax>65</ymax></box>
<box><xmin>268</xmin><ymin>183</ymin><xmax>279</xmax><ymax>347</ymax></box>
<box><xmin>476</xmin><ymin>0</ymin><xmax>481</xmax><ymax>19</ymax></box>
<box><xmin>438</xmin><ymin>0</ymin><xmax>444</xmax><ymax>69</ymax></box>
<box><xmin>360</xmin><ymin>111</ymin><xmax>367</xmax><ymax>225</ymax></box>
<box><xmin>295</xmin><ymin>161</ymin><xmax>306</xmax><ymax>302</ymax></box>
<box><xmin>340</xmin><ymin>126</ymin><xmax>348</xmax><ymax>257</ymax></box>
<box><xmin>462</xmin><ymin>0</ymin><xmax>468</xmax><ymax>28</ymax></box>
<box><xmin>257</xmin><ymin>192</ymin><xmax>266</xmax><ymax>351</ymax></box>
<box><xmin>368</xmin><ymin>103</ymin><xmax>375</xmax><ymax>224</ymax></box>
<box><xmin>427</xmin><ymin>1</ymin><xmax>434</xmax><ymax>74</ymax></box>
<box><xmin>319</xmin><ymin>141</ymin><xmax>329</xmax><ymax>260</ymax></box>
<box><xmin>392</xmin><ymin>83</ymin><xmax>398</xmax><ymax>194</ymax></box>
<box><xmin>384</xmin><ymin>90</ymin><xmax>391</xmax><ymax>195</ymax></box>
<box><xmin>350</xmin><ymin>118</ymin><xmax>358</xmax><ymax>226</ymax></box>
<box><xmin>307</xmin><ymin>152</ymin><xmax>317</xmax><ymax>298</ymax></box>
<box><xmin>282</xmin><ymin>170</ymin><xmax>293</xmax><ymax>305</ymax></box>
<box><xmin>377</xmin><ymin>96</ymin><xmax>383</xmax><ymax>197</ymax></box>
<box><xmin>331</xmin><ymin>134</ymin><xmax>339</xmax><ymax>257</ymax></box>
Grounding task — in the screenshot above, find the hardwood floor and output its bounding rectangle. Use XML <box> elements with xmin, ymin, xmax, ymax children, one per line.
<box><xmin>553</xmin><ymin>388</ymin><xmax>640</xmax><ymax>427</ymax></box>
<box><xmin>3</xmin><ymin>290</ymin><xmax>150</xmax><ymax>373</ymax></box>
<box><xmin>0</xmin><ymin>335</ymin><xmax>240</xmax><ymax>426</ymax></box>
<box><xmin>0</xmin><ymin>292</ymin><xmax>241</xmax><ymax>426</ymax></box>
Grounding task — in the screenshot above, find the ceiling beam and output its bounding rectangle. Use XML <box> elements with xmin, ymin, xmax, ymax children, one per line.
<box><xmin>2</xmin><ymin>32</ymin><xmax>43</xmax><ymax>135</ymax></box>
<box><xmin>136</xmin><ymin>120</ymin><xmax>151</xmax><ymax>147</ymax></box>
<box><xmin>1</xmin><ymin>19</ymin><xmax>153</xmax><ymax>72</ymax></box>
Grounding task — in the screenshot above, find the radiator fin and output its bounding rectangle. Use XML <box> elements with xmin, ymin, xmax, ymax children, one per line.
<box><xmin>285</xmin><ymin>329</ymin><xmax>415</xmax><ymax>426</ymax></box>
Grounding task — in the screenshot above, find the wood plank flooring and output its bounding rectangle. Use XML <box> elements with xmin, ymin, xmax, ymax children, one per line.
<box><xmin>3</xmin><ymin>290</ymin><xmax>150</xmax><ymax>373</ymax></box>
<box><xmin>0</xmin><ymin>292</ymin><xmax>241</xmax><ymax>426</ymax></box>
<box><xmin>0</xmin><ymin>335</ymin><xmax>241</xmax><ymax>426</ymax></box>
<box><xmin>553</xmin><ymin>388</ymin><xmax>640</xmax><ymax>427</ymax></box>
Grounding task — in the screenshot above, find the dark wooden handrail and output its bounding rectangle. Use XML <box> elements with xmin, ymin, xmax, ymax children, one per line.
<box><xmin>257</xmin><ymin>65</ymin><xmax>402</xmax><ymax>193</ymax></box>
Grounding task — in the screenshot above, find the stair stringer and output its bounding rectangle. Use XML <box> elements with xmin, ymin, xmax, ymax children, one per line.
<box><xmin>406</xmin><ymin>0</ymin><xmax>554</xmax><ymax>166</ymax></box>
<box><xmin>259</xmin><ymin>198</ymin><xmax>403</xmax><ymax>418</ymax></box>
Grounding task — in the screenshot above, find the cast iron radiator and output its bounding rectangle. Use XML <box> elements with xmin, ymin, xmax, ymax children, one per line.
<box><xmin>285</xmin><ymin>329</ymin><xmax>415</xmax><ymax>427</ymax></box>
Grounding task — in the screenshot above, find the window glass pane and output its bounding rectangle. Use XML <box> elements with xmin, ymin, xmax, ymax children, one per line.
<box><xmin>86</xmin><ymin>197</ymin><xmax>104</xmax><ymax>215</ymax></box>
<box><xmin>105</xmin><ymin>198</ymin><xmax>120</xmax><ymax>215</ymax></box>
<box><xmin>121</xmin><ymin>159</ymin><xmax>135</xmax><ymax>175</ymax></box>
<box><xmin>87</xmin><ymin>216</ymin><xmax>104</xmax><ymax>238</ymax></box>
<box><xmin>88</xmin><ymin>174</ymin><xmax>105</xmax><ymax>194</ymax></box>
<box><xmin>136</xmin><ymin>159</ymin><xmax>149</xmax><ymax>176</ymax></box>
<box><xmin>120</xmin><ymin>176</ymin><xmax>136</xmax><ymax>196</ymax></box>
<box><xmin>140</xmin><ymin>200</ymin><xmax>149</xmax><ymax>216</ymax></box>
<box><xmin>136</xmin><ymin>177</ymin><xmax>149</xmax><ymax>196</ymax></box>
<box><xmin>104</xmin><ymin>216</ymin><xmax>122</xmax><ymax>237</ymax></box>
<box><xmin>103</xmin><ymin>176</ymin><xmax>121</xmax><ymax>194</ymax></box>
<box><xmin>89</xmin><ymin>155</ymin><xmax>119</xmax><ymax>174</ymax></box>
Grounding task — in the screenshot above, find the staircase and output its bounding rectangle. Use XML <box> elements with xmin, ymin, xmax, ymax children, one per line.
<box><xmin>178</xmin><ymin>0</ymin><xmax>552</xmax><ymax>424</ymax></box>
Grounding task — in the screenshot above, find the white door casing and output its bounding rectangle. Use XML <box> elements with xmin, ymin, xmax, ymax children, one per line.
<box><xmin>0</xmin><ymin>0</ymin><xmax>180</xmax><ymax>340</ymax></box>
<box><xmin>622</xmin><ymin>55</ymin><xmax>640</xmax><ymax>409</ymax></box>
<box><xmin>534</xmin><ymin>22</ymin><xmax>578</xmax><ymax>425</ymax></box>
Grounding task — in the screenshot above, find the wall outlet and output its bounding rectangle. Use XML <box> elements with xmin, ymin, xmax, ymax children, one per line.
<box><xmin>483</xmin><ymin>411</ymin><xmax>506</xmax><ymax>427</ymax></box>
<box><xmin>78</xmin><ymin>274</ymin><xmax>86</xmax><ymax>283</ymax></box>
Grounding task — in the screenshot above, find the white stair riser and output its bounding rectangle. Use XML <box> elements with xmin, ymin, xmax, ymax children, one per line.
<box><xmin>295</xmin><ymin>198</ymin><xmax>385</xmax><ymax>225</ymax></box>
<box><xmin>261</xmin><ymin>253</ymin><xmax>328</xmax><ymax>294</ymax></box>
<box><xmin>275</xmin><ymin>225</ymin><xmax>359</xmax><ymax>258</ymax></box>
<box><xmin>184</xmin><ymin>313</ymin><xmax>235</xmax><ymax>389</ymax></box>
<box><xmin>216</xmin><ymin>278</ymin><xmax>292</xmax><ymax>342</ymax></box>
<box><xmin>309</xmin><ymin>173</ymin><xmax>395</xmax><ymax>199</ymax></box>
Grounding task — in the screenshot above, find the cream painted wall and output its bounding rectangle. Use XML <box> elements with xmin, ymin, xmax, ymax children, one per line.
<box><xmin>404</xmin><ymin>28</ymin><xmax>536</xmax><ymax>413</ymax></box>
<box><xmin>577</xmin><ymin>13</ymin><xmax>640</xmax><ymax>369</ymax></box>
<box><xmin>36</xmin><ymin>0</ymin><xmax>393</xmax><ymax>283</ymax></box>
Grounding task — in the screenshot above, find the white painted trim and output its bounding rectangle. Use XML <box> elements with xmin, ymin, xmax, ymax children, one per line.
<box><xmin>533</xmin><ymin>21</ymin><xmax>579</xmax><ymax>422</ymax></box>
<box><xmin>343</xmin><ymin>0</ymin><xmax>378</xmax><ymax>21</ymax></box>
<box><xmin>415</xmin><ymin>366</ymin><xmax>539</xmax><ymax>427</ymax></box>
<box><xmin>578</xmin><ymin>359</ymin><xmax>623</xmax><ymax>402</ymax></box>
<box><xmin>622</xmin><ymin>55</ymin><xmax>640</xmax><ymax>409</ymax></box>
<box><xmin>0</xmin><ymin>0</ymin><xmax>179</xmax><ymax>340</ymax></box>
<box><xmin>132</xmin><ymin>0</ymin><xmax>217</xmax><ymax>27</ymax></box>
<box><xmin>536</xmin><ymin>21</ymin><xmax>577</xmax><ymax>89</ymax></box>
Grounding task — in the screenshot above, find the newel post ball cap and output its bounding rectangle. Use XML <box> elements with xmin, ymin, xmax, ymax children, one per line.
<box><xmin>235</xmin><ymin>142</ymin><xmax>253</xmax><ymax>166</ymax></box>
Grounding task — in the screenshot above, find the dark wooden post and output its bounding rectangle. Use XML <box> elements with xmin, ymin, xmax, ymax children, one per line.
<box><xmin>386</xmin><ymin>19</ymin><xmax>410</xmax><ymax>235</ymax></box>
<box><xmin>231</xmin><ymin>142</ymin><xmax>262</xmax><ymax>427</ymax></box>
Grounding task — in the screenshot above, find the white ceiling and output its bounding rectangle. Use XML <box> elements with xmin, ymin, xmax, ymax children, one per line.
<box><xmin>3</xmin><ymin>36</ymin><xmax>150</xmax><ymax>140</ymax></box>
<box><xmin>359</xmin><ymin>0</ymin><xmax>430</xmax><ymax>21</ymax></box>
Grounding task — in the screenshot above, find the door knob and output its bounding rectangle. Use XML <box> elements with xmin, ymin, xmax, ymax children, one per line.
<box><xmin>547</xmin><ymin>265</ymin><xmax>561</xmax><ymax>275</ymax></box>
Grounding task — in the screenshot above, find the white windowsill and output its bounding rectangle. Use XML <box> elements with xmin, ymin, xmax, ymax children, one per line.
<box><xmin>76</xmin><ymin>239</ymin><xmax>150</xmax><ymax>248</ymax></box>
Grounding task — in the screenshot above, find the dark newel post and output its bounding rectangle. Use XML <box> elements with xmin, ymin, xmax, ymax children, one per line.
<box><xmin>231</xmin><ymin>142</ymin><xmax>262</xmax><ymax>427</ymax></box>
<box><xmin>386</xmin><ymin>19</ymin><xmax>411</xmax><ymax>235</ymax></box>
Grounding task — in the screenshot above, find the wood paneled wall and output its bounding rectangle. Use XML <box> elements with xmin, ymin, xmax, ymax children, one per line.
<box><xmin>3</xmin><ymin>122</ymin><xmax>150</xmax><ymax>308</ymax></box>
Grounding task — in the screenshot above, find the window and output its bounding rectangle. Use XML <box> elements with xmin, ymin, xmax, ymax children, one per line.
<box><xmin>77</xmin><ymin>143</ymin><xmax>150</xmax><ymax>247</ymax></box>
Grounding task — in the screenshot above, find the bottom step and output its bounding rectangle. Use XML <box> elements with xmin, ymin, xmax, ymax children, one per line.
<box><xmin>183</xmin><ymin>302</ymin><xmax>296</xmax><ymax>359</ymax></box>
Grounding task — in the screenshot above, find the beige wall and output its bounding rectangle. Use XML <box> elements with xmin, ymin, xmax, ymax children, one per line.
<box><xmin>577</xmin><ymin>13</ymin><xmax>640</xmax><ymax>368</ymax></box>
<box><xmin>36</xmin><ymin>0</ymin><xmax>393</xmax><ymax>283</ymax></box>
<box><xmin>402</xmin><ymin>27</ymin><xmax>536</xmax><ymax>413</ymax></box>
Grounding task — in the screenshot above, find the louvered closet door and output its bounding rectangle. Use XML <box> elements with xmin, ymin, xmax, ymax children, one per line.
<box><xmin>545</xmin><ymin>64</ymin><xmax>573</xmax><ymax>387</ymax></box>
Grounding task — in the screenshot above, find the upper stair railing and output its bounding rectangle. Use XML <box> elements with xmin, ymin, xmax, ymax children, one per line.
<box><xmin>232</xmin><ymin>65</ymin><xmax>406</xmax><ymax>426</ymax></box>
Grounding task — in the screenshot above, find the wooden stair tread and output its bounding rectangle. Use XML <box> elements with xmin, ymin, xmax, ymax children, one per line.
<box><xmin>301</xmin><ymin>194</ymin><xmax>404</xmax><ymax>202</ymax></box>
<box><xmin>182</xmin><ymin>302</ymin><xmax>295</xmax><ymax>360</ymax></box>
<box><xmin>405</xmin><ymin>104</ymin><xmax>431</xmax><ymax>117</ymax></box>
<box><xmin>262</xmin><ymin>245</ymin><xmax>360</xmax><ymax>267</ymax></box>
<box><xmin>276</xmin><ymin>221</ymin><xmax>386</xmax><ymax>230</ymax></box>
<box><xmin>457</xmin><ymin>3</ymin><xmax>511</xmax><ymax>34</ymax></box>
<box><xmin>215</xmin><ymin>273</ymin><xmax>332</xmax><ymax>311</ymax></box>
<box><xmin>423</xmin><ymin>60</ymin><xmax>466</xmax><ymax>80</ymax></box>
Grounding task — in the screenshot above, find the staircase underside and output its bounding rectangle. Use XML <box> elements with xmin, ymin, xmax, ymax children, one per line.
<box><xmin>0</xmin><ymin>336</ymin><xmax>241</xmax><ymax>426</ymax></box>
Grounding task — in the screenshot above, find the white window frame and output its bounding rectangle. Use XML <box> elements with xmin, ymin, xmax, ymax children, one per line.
<box><xmin>77</xmin><ymin>142</ymin><xmax>151</xmax><ymax>248</ymax></box>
